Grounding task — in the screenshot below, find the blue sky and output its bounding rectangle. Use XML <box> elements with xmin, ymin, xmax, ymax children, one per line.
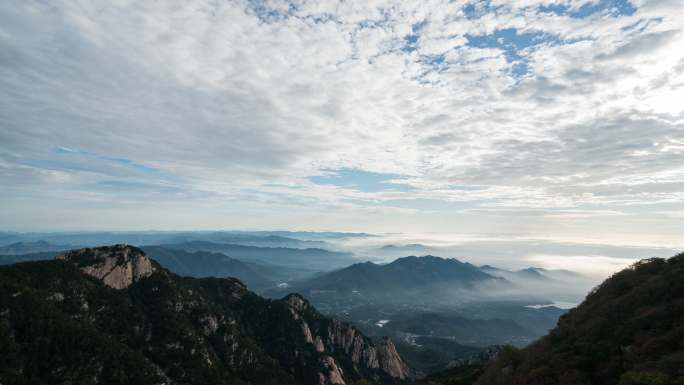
<box><xmin>309</xmin><ymin>169</ymin><xmax>414</xmax><ymax>192</ymax></box>
<box><xmin>0</xmin><ymin>0</ymin><xmax>683</xmax><ymax>250</ymax></box>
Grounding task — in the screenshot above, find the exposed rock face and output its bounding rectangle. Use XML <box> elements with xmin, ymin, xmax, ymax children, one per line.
<box><xmin>319</xmin><ymin>356</ymin><xmax>346</xmax><ymax>385</ymax></box>
<box><xmin>326</xmin><ymin>319</ymin><xmax>380</xmax><ymax>368</ymax></box>
<box><xmin>56</xmin><ymin>244</ymin><xmax>157</xmax><ymax>289</ymax></box>
<box><xmin>375</xmin><ymin>337</ymin><xmax>413</xmax><ymax>380</ymax></box>
<box><xmin>284</xmin><ymin>293</ymin><xmax>414</xmax><ymax>381</ymax></box>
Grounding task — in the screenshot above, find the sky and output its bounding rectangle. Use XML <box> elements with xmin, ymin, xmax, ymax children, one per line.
<box><xmin>1</xmin><ymin>0</ymin><xmax>683</xmax><ymax>252</ymax></box>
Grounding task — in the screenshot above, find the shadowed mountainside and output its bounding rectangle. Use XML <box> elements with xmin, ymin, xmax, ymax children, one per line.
<box><xmin>419</xmin><ymin>252</ymin><xmax>684</xmax><ymax>385</ymax></box>
<box><xmin>0</xmin><ymin>245</ymin><xmax>413</xmax><ymax>385</ymax></box>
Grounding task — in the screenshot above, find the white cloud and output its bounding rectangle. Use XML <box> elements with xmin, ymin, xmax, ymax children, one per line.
<box><xmin>0</xmin><ymin>0</ymin><xmax>683</xmax><ymax>244</ymax></box>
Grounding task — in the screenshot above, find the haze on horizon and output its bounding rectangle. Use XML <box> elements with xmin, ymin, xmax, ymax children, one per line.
<box><xmin>1</xmin><ymin>0</ymin><xmax>684</xmax><ymax>257</ymax></box>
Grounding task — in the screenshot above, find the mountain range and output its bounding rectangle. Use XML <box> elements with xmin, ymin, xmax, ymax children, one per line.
<box><xmin>158</xmin><ymin>241</ymin><xmax>357</xmax><ymax>272</ymax></box>
<box><xmin>0</xmin><ymin>241</ymin><xmax>358</xmax><ymax>292</ymax></box>
<box><xmin>0</xmin><ymin>231</ymin><xmax>355</xmax><ymax>251</ymax></box>
<box><xmin>0</xmin><ymin>240</ymin><xmax>76</xmax><ymax>255</ymax></box>
<box><xmin>1</xmin><ymin>241</ymin><xmax>681</xmax><ymax>385</ymax></box>
<box><xmin>140</xmin><ymin>246</ymin><xmax>288</xmax><ymax>292</ymax></box>
<box><xmin>0</xmin><ymin>245</ymin><xmax>412</xmax><ymax>385</ymax></box>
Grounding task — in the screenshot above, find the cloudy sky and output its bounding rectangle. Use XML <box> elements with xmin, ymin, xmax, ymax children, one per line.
<box><xmin>1</xmin><ymin>0</ymin><xmax>683</xmax><ymax>249</ymax></box>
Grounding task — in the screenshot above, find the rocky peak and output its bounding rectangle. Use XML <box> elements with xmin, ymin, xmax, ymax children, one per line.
<box><xmin>283</xmin><ymin>293</ymin><xmax>310</xmax><ymax>312</ymax></box>
<box><xmin>375</xmin><ymin>337</ymin><xmax>413</xmax><ymax>380</ymax></box>
<box><xmin>56</xmin><ymin>244</ymin><xmax>157</xmax><ymax>289</ymax></box>
<box><xmin>319</xmin><ymin>356</ymin><xmax>346</xmax><ymax>385</ymax></box>
<box><xmin>324</xmin><ymin>319</ymin><xmax>414</xmax><ymax>380</ymax></box>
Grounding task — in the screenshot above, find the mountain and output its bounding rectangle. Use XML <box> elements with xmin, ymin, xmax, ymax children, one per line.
<box><xmin>479</xmin><ymin>266</ymin><xmax>585</xmax><ymax>282</ymax></box>
<box><xmin>480</xmin><ymin>266</ymin><xmax>552</xmax><ymax>281</ymax></box>
<box><xmin>141</xmin><ymin>246</ymin><xmax>285</xmax><ymax>291</ymax></box>
<box><xmin>0</xmin><ymin>232</ymin><xmax>21</xmax><ymax>246</ymax></box>
<box><xmin>372</xmin><ymin>244</ymin><xmax>435</xmax><ymax>258</ymax></box>
<box><xmin>0</xmin><ymin>245</ymin><xmax>413</xmax><ymax>385</ymax></box>
<box><xmin>424</xmin><ymin>252</ymin><xmax>684</xmax><ymax>385</ymax></box>
<box><xmin>159</xmin><ymin>241</ymin><xmax>357</xmax><ymax>271</ymax></box>
<box><xmin>0</xmin><ymin>245</ymin><xmax>318</xmax><ymax>293</ymax></box>
<box><xmin>478</xmin><ymin>265</ymin><xmax>593</xmax><ymax>305</ymax></box>
<box><xmin>265</xmin><ymin>255</ymin><xmax>576</xmax><ymax>374</ymax></box>
<box><xmin>0</xmin><ymin>251</ymin><xmax>60</xmax><ymax>265</ymax></box>
<box><xmin>0</xmin><ymin>240</ymin><xmax>72</xmax><ymax>255</ymax></box>
<box><xmin>267</xmin><ymin>255</ymin><xmax>502</xmax><ymax>305</ymax></box>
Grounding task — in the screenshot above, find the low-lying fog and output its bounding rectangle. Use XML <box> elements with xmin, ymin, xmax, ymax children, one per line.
<box><xmin>321</xmin><ymin>232</ymin><xmax>680</xmax><ymax>303</ymax></box>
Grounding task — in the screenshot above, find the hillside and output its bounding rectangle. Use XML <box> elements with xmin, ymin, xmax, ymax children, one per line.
<box><xmin>424</xmin><ymin>253</ymin><xmax>684</xmax><ymax>385</ymax></box>
<box><xmin>0</xmin><ymin>245</ymin><xmax>413</xmax><ymax>385</ymax></box>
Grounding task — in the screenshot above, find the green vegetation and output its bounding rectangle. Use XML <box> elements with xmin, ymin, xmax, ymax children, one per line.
<box><xmin>415</xmin><ymin>366</ymin><xmax>485</xmax><ymax>385</ymax></box>
<box><xmin>0</xmin><ymin>250</ymin><xmax>401</xmax><ymax>385</ymax></box>
<box><xmin>472</xmin><ymin>253</ymin><xmax>684</xmax><ymax>385</ymax></box>
<box><xmin>418</xmin><ymin>253</ymin><xmax>684</xmax><ymax>385</ymax></box>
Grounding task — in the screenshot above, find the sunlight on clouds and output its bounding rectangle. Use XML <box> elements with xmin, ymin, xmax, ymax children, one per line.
<box><xmin>0</xmin><ymin>0</ymin><xmax>683</xmax><ymax>242</ymax></box>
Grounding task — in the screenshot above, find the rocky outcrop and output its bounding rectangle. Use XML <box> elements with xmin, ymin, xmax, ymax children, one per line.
<box><xmin>284</xmin><ymin>294</ymin><xmax>414</xmax><ymax>381</ymax></box>
<box><xmin>375</xmin><ymin>337</ymin><xmax>413</xmax><ymax>380</ymax></box>
<box><xmin>56</xmin><ymin>244</ymin><xmax>157</xmax><ymax>289</ymax></box>
<box><xmin>323</xmin><ymin>319</ymin><xmax>412</xmax><ymax>379</ymax></box>
<box><xmin>319</xmin><ymin>356</ymin><xmax>346</xmax><ymax>385</ymax></box>
<box><xmin>326</xmin><ymin>319</ymin><xmax>380</xmax><ymax>368</ymax></box>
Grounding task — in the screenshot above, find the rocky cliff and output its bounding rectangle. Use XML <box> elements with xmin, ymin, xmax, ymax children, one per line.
<box><xmin>56</xmin><ymin>244</ymin><xmax>157</xmax><ymax>289</ymax></box>
<box><xmin>284</xmin><ymin>294</ymin><xmax>414</xmax><ymax>383</ymax></box>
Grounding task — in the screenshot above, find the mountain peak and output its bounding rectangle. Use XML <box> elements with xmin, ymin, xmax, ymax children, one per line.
<box><xmin>56</xmin><ymin>244</ymin><xmax>158</xmax><ymax>289</ymax></box>
<box><xmin>283</xmin><ymin>292</ymin><xmax>311</xmax><ymax>312</ymax></box>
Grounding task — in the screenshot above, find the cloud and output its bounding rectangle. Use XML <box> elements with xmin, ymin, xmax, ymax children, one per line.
<box><xmin>0</xmin><ymin>0</ymin><xmax>683</xmax><ymax>245</ymax></box>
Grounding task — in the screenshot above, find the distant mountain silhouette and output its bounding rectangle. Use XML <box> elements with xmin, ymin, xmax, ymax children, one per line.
<box><xmin>270</xmin><ymin>255</ymin><xmax>503</xmax><ymax>305</ymax></box>
<box><xmin>0</xmin><ymin>240</ymin><xmax>73</xmax><ymax>255</ymax></box>
<box><xmin>141</xmin><ymin>245</ymin><xmax>285</xmax><ymax>291</ymax></box>
<box><xmin>159</xmin><ymin>241</ymin><xmax>357</xmax><ymax>271</ymax></box>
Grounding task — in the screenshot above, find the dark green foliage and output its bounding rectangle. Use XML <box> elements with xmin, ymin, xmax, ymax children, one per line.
<box><xmin>385</xmin><ymin>313</ymin><xmax>535</xmax><ymax>345</ymax></box>
<box><xmin>393</xmin><ymin>338</ymin><xmax>482</xmax><ymax>374</ymax></box>
<box><xmin>472</xmin><ymin>253</ymin><xmax>684</xmax><ymax>385</ymax></box>
<box><xmin>0</xmin><ymin>254</ymin><xmax>401</xmax><ymax>385</ymax></box>
<box><xmin>414</xmin><ymin>366</ymin><xmax>486</xmax><ymax>385</ymax></box>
